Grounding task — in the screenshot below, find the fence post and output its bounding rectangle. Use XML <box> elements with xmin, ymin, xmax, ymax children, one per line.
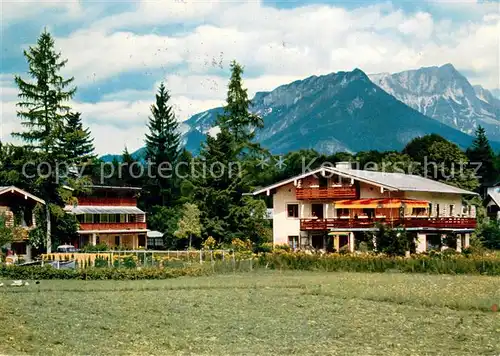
<box><xmin>232</xmin><ymin>250</ymin><xmax>236</xmax><ymax>272</ymax></box>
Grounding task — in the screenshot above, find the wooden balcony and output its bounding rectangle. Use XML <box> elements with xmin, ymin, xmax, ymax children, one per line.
<box><xmin>300</xmin><ymin>217</ymin><xmax>476</xmax><ymax>230</ymax></box>
<box><xmin>296</xmin><ymin>187</ymin><xmax>357</xmax><ymax>200</ymax></box>
<box><xmin>77</xmin><ymin>197</ymin><xmax>137</xmax><ymax>206</ymax></box>
<box><xmin>79</xmin><ymin>222</ymin><xmax>147</xmax><ymax>231</ymax></box>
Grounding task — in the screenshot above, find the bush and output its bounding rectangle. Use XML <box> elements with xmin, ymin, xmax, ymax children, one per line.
<box><xmin>255</xmin><ymin>242</ymin><xmax>273</xmax><ymax>253</ymax></box>
<box><xmin>81</xmin><ymin>243</ymin><xmax>109</xmax><ymax>252</ymax></box>
<box><xmin>256</xmin><ymin>252</ymin><xmax>500</xmax><ymax>275</ymax></box>
<box><xmin>274</xmin><ymin>244</ymin><xmax>291</xmax><ymax>252</ymax></box>
<box><xmin>442</xmin><ymin>248</ymin><xmax>459</xmax><ymax>256</ymax></box>
<box><xmin>0</xmin><ymin>265</ymin><xmax>207</xmax><ymax>280</ymax></box>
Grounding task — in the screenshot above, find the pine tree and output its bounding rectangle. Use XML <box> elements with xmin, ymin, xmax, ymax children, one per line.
<box><xmin>195</xmin><ymin>62</ymin><xmax>268</xmax><ymax>244</ymax></box>
<box><xmin>466</xmin><ymin>126</ymin><xmax>497</xmax><ymax>187</ymax></box>
<box><xmin>12</xmin><ymin>29</ymin><xmax>76</xmax><ymax>154</ymax></box>
<box><xmin>145</xmin><ymin>82</ymin><xmax>181</xmax><ymax>205</ymax></box>
<box><xmin>217</xmin><ymin>61</ymin><xmax>263</xmax><ymax>150</ymax></box>
<box><xmin>57</xmin><ymin>112</ymin><xmax>95</xmax><ymax>166</ymax></box>
<box><xmin>120</xmin><ymin>147</ymin><xmax>143</xmax><ymax>187</ymax></box>
<box><xmin>12</xmin><ymin>29</ymin><xmax>77</xmax><ymax>253</ymax></box>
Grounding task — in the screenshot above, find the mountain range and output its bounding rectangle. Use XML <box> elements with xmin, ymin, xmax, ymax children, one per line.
<box><xmin>101</xmin><ymin>64</ymin><xmax>500</xmax><ymax>161</ymax></box>
<box><xmin>369</xmin><ymin>64</ymin><xmax>500</xmax><ymax>141</ymax></box>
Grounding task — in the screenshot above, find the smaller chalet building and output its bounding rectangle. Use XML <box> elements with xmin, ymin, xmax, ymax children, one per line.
<box><xmin>65</xmin><ymin>185</ymin><xmax>148</xmax><ymax>249</ymax></box>
<box><xmin>0</xmin><ymin>186</ymin><xmax>45</xmax><ymax>258</ymax></box>
<box><xmin>485</xmin><ymin>184</ymin><xmax>500</xmax><ymax>220</ymax></box>
<box><xmin>251</xmin><ymin>163</ymin><xmax>478</xmax><ymax>253</ymax></box>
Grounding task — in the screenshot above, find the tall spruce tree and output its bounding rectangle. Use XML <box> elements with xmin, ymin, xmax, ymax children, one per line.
<box><xmin>195</xmin><ymin>61</ymin><xmax>268</xmax><ymax>244</ymax></box>
<box><xmin>57</xmin><ymin>112</ymin><xmax>95</xmax><ymax>166</ymax></box>
<box><xmin>466</xmin><ymin>126</ymin><xmax>497</xmax><ymax>188</ymax></box>
<box><xmin>217</xmin><ymin>61</ymin><xmax>263</xmax><ymax>151</ymax></box>
<box><xmin>145</xmin><ymin>82</ymin><xmax>181</xmax><ymax>205</ymax></box>
<box><xmin>12</xmin><ymin>29</ymin><xmax>77</xmax><ymax>252</ymax></box>
<box><xmin>13</xmin><ymin>29</ymin><xmax>76</xmax><ymax>154</ymax></box>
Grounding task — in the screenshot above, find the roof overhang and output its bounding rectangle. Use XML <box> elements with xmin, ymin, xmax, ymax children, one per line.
<box><xmin>65</xmin><ymin>205</ymin><xmax>145</xmax><ymax>215</ymax></box>
<box><xmin>0</xmin><ymin>186</ymin><xmax>45</xmax><ymax>205</ymax></box>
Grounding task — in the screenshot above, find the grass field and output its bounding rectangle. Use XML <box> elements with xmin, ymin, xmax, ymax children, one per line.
<box><xmin>1</xmin><ymin>271</ymin><xmax>499</xmax><ymax>355</ymax></box>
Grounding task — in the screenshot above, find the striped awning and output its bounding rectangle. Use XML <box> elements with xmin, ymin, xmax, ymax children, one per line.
<box><xmin>333</xmin><ymin>199</ymin><xmax>429</xmax><ymax>209</ymax></box>
<box><xmin>65</xmin><ymin>205</ymin><xmax>145</xmax><ymax>215</ymax></box>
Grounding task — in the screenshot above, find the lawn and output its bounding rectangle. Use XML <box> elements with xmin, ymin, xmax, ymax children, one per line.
<box><xmin>1</xmin><ymin>271</ymin><xmax>499</xmax><ymax>355</ymax></box>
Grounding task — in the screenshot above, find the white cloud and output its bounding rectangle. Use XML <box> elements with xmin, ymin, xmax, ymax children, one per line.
<box><xmin>398</xmin><ymin>12</ymin><xmax>434</xmax><ymax>39</ymax></box>
<box><xmin>1</xmin><ymin>0</ymin><xmax>82</xmax><ymax>25</ymax></box>
<box><xmin>2</xmin><ymin>0</ymin><xmax>499</xmax><ymax>154</ymax></box>
<box><xmin>47</xmin><ymin>1</ymin><xmax>498</xmax><ymax>89</ymax></box>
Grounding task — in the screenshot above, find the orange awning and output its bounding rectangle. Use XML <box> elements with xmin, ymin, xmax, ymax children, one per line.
<box><xmin>333</xmin><ymin>198</ymin><xmax>429</xmax><ymax>209</ymax></box>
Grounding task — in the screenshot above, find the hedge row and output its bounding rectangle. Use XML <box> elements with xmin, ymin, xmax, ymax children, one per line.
<box><xmin>0</xmin><ymin>265</ymin><xmax>208</xmax><ymax>280</ymax></box>
<box><xmin>2</xmin><ymin>252</ymin><xmax>500</xmax><ymax>279</ymax></box>
<box><xmin>257</xmin><ymin>252</ymin><xmax>500</xmax><ymax>275</ymax></box>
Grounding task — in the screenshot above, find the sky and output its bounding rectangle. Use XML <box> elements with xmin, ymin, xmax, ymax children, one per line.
<box><xmin>1</xmin><ymin>0</ymin><xmax>499</xmax><ymax>155</ymax></box>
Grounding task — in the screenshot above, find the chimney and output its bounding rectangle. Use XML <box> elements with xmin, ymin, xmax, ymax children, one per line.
<box><xmin>335</xmin><ymin>161</ymin><xmax>352</xmax><ymax>170</ymax></box>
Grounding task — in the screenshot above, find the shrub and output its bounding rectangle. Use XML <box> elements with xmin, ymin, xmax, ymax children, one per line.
<box><xmin>256</xmin><ymin>252</ymin><xmax>500</xmax><ymax>275</ymax></box>
<box><xmin>231</xmin><ymin>238</ymin><xmax>252</xmax><ymax>252</ymax></box>
<box><xmin>339</xmin><ymin>245</ymin><xmax>350</xmax><ymax>255</ymax></box>
<box><xmin>82</xmin><ymin>243</ymin><xmax>109</xmax><ymax>252</ymax></box>
<box><xmin>0</xmin><ymin>265</ymin><xmax>207</xmax><ymax>280</ymax></box>
<box><xmin>442</xmin><ymin>248</ymin><xmax>459</xmax><ymax>256</ymax></box>
<box><xmin>94</xmin><ymin>256</ymin><xmax>109</xmax><ymax>268</ymax></box>
<box><xmin>274</xmin><ymin>244</ymin><xmax>291</xmax><ymax>252</ymax></box>
<box><xmin>255</xmin><ymin>242</ymin><xmax>273</xmax><ymax>253</ymax></box>
<box><xmin>202</xmin><ymin>236</ymin><xmax>217</xmax><ymax>250</ymax></box>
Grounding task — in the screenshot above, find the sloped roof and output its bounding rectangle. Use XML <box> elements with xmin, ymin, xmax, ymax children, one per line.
<box><xmin>0</xmin><ymin>186</ymin><xmax>45</xmax><ymax>204</ymax></box>
<box><xmin>65</xmin><ymin>205</ymin><xmax>145</xmax><ymax>215</ymax></box>
<box><xmin>335</xmin><ymin>168</ymin><xmax>478</xmax><ymax>195</ymax></box>
<box><xmin>487</xmin><ymin>187</ymin><xmax>500</xmax><ymax>207</ymax></box>
<box><xmin>251</xmin><ymin>167</ymin><xmax>478</xmax><ymax>196</ymax></box>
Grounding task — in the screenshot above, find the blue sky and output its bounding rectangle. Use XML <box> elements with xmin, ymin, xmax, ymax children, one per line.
<box><xmin>1</xmin><ymin>0</ymin><xmax>499</xmax><ymax>155</ymax></box>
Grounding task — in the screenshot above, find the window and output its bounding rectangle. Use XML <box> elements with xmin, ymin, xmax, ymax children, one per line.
<box><xmin>429</xmin><ymin>203</ymin><xmax>433</xmax><ymax>217</ymax></box>
<box><xmin>449</xmin><ymin>205</ymin><xmax>454</xmax><ymax>217</ymax></box>
<box><xmin>129</xmin><ymin>214</ymin><xmax>137</xmax><ymax>223</ymax></box>
<box><xmin>84</xmin><ymin>214</ymin><xmax>93</xmax><ymax>223</ymax></box>
<box><xmin>337</xmin><ymin>208</ymin><xmax>349</xmax><ymax>217</ymax></box>
<box><xmin>288</xmin><ymin>236</ymin><xmax>299</xmax><ymax>249</ymax></box>
<box><xmin>93</xmin><ymin>214</ymin><xmax>101</xmax><ymax>223</ymax></box>
<box><xmin>287</xmin><ymin>204</ymin><xmax>299</xmax><ymax>218</ymax></box>
<box><xmin>363</xmin><ymin>208</ymin><xmax>375</xmax><ymax>218</ymax></box>
<box><xmin>436</xmin><ymin>204</ymin><xmax>440</xmax><ymax>217</ymax></box>
<box><xmin>109</xmin><ymin>214</ymin><xmax>117</xmax><ymax>223</ymax></box>
<box><xmin>77</xmin><ymin>215</ymin><xmax>84</xmax><ymax>223</ymax></box>
<box><xmin>101</xmin><ymin>214</ymin><xmax>109</xmax><ymax>223</ymax></box>
<box><xmin>115</xmin><ymin>236</ymin><xmax>120</xmax><ymax>246</ymax></box>
<box><xmin>119</xmin><ymin>214</ymin><xmax>126</xmax><ymax>223</ymax></box>
<box><xmin>412</xmin><ymin>208</ymin><xmax>426</xmax><ymax>216</ymax></box>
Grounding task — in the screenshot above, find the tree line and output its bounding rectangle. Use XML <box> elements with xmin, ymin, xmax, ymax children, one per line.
<box><xmin>1</xmin><ymin>30</ymin><xmax>499</xmax><ymax>252</ymax></box>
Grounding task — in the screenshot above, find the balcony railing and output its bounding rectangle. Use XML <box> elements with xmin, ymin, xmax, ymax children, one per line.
<box><xmin>296</xmin><ymin>186</ymin><xmax>357</xmax><ymax>200</ymax></box>
<box><xmin>77</xmin><ymin>197</ymin><xmax>137</xmax><ymax>206</ymax></box>
<box><xmin>79</xmin><ymin>222</ymin><xmax>147</xmax><ymax>231</ymax></box>
<box><xmin>300</xmin><ymin>217</ymin><xmax>476</xmax><ymax>230</ymax></box>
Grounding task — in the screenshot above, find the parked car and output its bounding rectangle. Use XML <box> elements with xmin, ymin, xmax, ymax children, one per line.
<box><xmin>56</xmin><ymin>245</ymin><xmax>79</xmax><ymax>253</ymax></box>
